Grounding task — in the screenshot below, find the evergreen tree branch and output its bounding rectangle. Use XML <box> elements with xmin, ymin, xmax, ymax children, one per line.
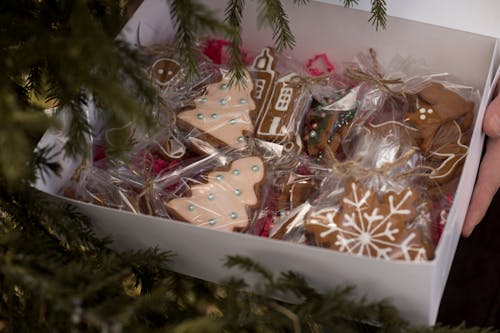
<box><xmin>343</xmin><ymin>0</ymin><xmax>359</xmax><ymax>7</ymax></box>
<box><xmin>225</xmin><ymin>0</ymin><xmax>247</xmax><ymax>86</ymax></box>
<box><xmin>369</xmin><ymin>0</ymin><xmax>387</xmax><ymax>30</ymax></box>
<box><xmin>170</xmin><ymin>0</ymin><xmax>237</xmax><ymax>79</ymax></box>
<box><xmin>257</xmin><ymin>0</ymin><xmax>296</xmax><ymax>50</ymax></box>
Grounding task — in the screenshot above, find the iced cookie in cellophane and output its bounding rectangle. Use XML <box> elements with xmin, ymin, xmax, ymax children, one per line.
<box><xmin>176</xmin><ymin>69</ymin><xmax>258</xmax><ymax>155</ymax></box>
<box><xmin>165</xmin><ymin>149</ymin><xmax>267</xmax><ymax>233</ymax></box>
<box><xmin>302</xmin><ymin>84</ymin><xmax>361</xmax><ymax>162</ymax></box>
<box><xmin>248</xmin><ymin>155</ymin><xmax>328</xmax><ymax>240</ymax></box>
<box><xmin>249</xmin><ymin>47</ymin><xmax>314</xmax><ymax>156</ymax></box>
<box><xmin>304</xmin><ymin>121</ymin><xmax>436</xmax><ymax>262</ymax></box>
<box><xmin>341</xmin><ymin>48</ymin><xmax>480</xmax><ymax>248</ymax></box>
<box><xmin>144</xmin><ymin>43</ymin><xmax>220</xmax><ymax>111</ymax></box>
<box><xmin>60</xmin><ymin>129</ymin><xmax>202</xmax><ymax>218</ymax></box>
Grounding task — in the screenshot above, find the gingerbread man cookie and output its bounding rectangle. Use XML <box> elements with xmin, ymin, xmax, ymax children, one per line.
<box><xmin>177</xmin><ymin>70</ymin><xmax>256</xmax><ymax>149</ymax></box>
<box><xmin>405</xmin><ymin>82</ymin><xmax>474</xmax><ymax>152</ymax></box>
<box><xmin>305</xmin><ymin>180</ymin><xmax>431</xmax><ymax>261</ymax></box>
<box><xmin>166</xmin><ymin>156</ymin><xmax>265</xmax><ymax>232</ymax></box>
<box><xmin>149</xmin><ymin>58</ymin><xmax>181</xmax><ymax>86</ymax></box>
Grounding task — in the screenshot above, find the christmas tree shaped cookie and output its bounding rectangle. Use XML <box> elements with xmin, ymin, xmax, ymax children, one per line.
<box><xmin>305</xmin><ymin>180</ymin><xmax>432</xmax><ymax>261</ymax></box>
<box><xmin>166</xmin><ymin>156</ymin><xmax>265</xmax><ymax>232</ymax></box>
<box><xmin>177</xmin><ymin>70</ymin><xmax>256</xmax><ymax>149</ymax></box>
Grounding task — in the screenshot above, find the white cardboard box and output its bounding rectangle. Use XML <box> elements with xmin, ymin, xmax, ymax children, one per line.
<box><xmin>35</xmin><ymin>0</ymin><xmax>500</xmax><ymax>325</ymax></box>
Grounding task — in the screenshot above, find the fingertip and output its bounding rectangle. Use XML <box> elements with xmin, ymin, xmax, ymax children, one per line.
<box><xmin>483</xmin><ymin>96</ymin><xmax>500</xmax><ymax>137</ymax></box>
<box><xmin>462</xmin><ymin>212</ymin><xmax>478</xmax><ymax>237</ymax></box>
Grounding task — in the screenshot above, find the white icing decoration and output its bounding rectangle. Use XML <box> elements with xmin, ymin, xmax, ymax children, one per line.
<box><xmin>428</xmin><ymin>120</ymin><xmax>468</xmax><ymax>180</ymax></box>
<box><xmin>307</xmin><ymin>183</ymin><xmax>425</xmax><ymax>261</ymax></box>
<box><xmin>255</xmin><ymin>73</ymin><xmax>300</xmax><ymax>139</ymax></box>
<box><xmin>420</xmin><ymin>114</ymin><xmax>426</xmax><ymax>120</ymax></box>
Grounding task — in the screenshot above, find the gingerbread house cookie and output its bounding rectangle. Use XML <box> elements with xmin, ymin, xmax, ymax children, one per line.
<box><xmin>250</xmin><ymin>47</ymin><xmax>278</xmax><ymax>121</ymax></box>
<box><xmin>255</xmin><ymin>73</ymin><xmax>308</xmax><ymax>143</ymax></box>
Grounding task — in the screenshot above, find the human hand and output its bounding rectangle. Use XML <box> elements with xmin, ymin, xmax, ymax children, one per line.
<box><xmin>462</xmin><ymin>91</ymin><xmax>500</xmax><ymax>237</ymax></box>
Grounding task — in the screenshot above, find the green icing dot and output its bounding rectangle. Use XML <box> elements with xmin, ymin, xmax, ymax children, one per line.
<box><xmin>188</xmin><ymin>204</ymin><xmax>195</xmax><ymax>211</ymax></box>
<box><xmin>251</xmin><ymin>165</ymin><xmax>260</xmax><ymax>172</ymax></box>
<box><xmin>208</xmin><ymin>218</ymin><xmax>217</xmax><ymax>225</ymax></box>
<box><xmin>220</xmin><ymin>98</ymin><xmax>228</xmax><ymax>105</ymax></box>
<box><xmin>208</xmin><ymin>193</ymin><xmax>215</xmax><ymax>201</ymax></box>
<box><xmin>220</xmin><ymin>83</ymin><xmax>228</xmax><ymax>90</ymax></box>
<box><xmin>210</xmin><ymin>113</ymin><xmax>218</xmax><ymax>119</ymax></box>
<box><xmin>309</xmin><ymin>130</ymin><xmax>317</xmax><ymax>138</ymax></box>
<box><xmin>196</xmin><ymin>113</ymin><xmax>204</xmax><ymax>119</ymax></box>
<box><xmin>232</xmin><ymin>169</ymin><xmax>240</xmax><ymax>176</ymax></box>
<box><xmin>237</xmin><ymin>136</ymin><xmax>245</xmax><ymax>143</ymax></box>
<box><xmin>229</xmin><ymin>118</ymin><xmax>237</xmax><ymax>125</ymax></box>
<box><xmin>198</xmin><ymin>97</ymin><xmax>208</xmax><ymax>103</ymax></box>
<box><xmin>230</xmin><ymin>212</ymin><xmax>238</xmax><ymax>219</ymax></box>
<box><xmin>234</xmin><ymin>189</ymin><xmax>241</xmax><ymax>196</ymax></box>
<box><xmin>215</xmin><ymin>174</ymin><xmax>224</xmax><ymax>181</ymax></box>
<box><xmin>239</xmin><ymin>98</ymin><xmax>247</xmax><ymax>104</ymax></box>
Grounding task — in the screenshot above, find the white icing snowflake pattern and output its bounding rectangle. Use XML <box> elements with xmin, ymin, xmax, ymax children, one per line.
<box><xmin>306</xmin><ymin>181</ymin><xmax>430</xmax><ymax>262</ymax></box>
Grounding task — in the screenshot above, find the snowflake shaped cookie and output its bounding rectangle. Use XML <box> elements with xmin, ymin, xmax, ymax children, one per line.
<box><xmin>305</xmin><ymin>180</ymin><xmax>431</xmax><ymax>261</ymax></box>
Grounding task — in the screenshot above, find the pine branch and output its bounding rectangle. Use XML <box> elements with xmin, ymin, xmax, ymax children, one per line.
<box><xmin>369</xmin><ymin>0</ymin><xmax>387</xmax><ymax>30</ymax></box>
<box><xmin>343</xmin><ymin>0</ymin><xmax>359</xmax><ymax>7</ymax></box>
<box><xmin>257</xmin><ymin>0</ymin><xmax>296</xmax><ymax>50</ymax></box>
<box><xmin>170</xmin><ymin>0</ymin><xmax>236</xmax><ymax>79</ymax></box>
<box><xmin>224</xmin><ymin>0</ymin><xmax>247</xmax><ymax>86</ymax></box>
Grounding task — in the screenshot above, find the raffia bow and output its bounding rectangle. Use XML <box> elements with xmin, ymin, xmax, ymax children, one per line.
<box><xmin>286</xmin><ymin>74</ymin><xmax>330</xmax><ymax>89</ymax></box>
<box><xmin>330</xmin><ymin>149</ymin><xmax>434</xmax><ymax>182</ymax></box>
<box><xmin>345</xmin><ymin>48</ymin><xmax>406</xmax><ymax>98</ymax></box>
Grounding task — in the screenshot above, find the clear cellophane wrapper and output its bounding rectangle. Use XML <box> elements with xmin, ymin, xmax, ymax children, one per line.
<box><xmin>249</xmin><ymin>47</ymin><xmax>314</xmax><ymax>157</ymax></box>
<box><xmin>248</xmin><ymin>155</ymin><xmax>330</xmax><ymax>242</ymax></box>
<box><xmin>174</xmin><ymin>67</ymin><xmax>260</xmax><ymax>156</ymax></box>
<box><xmin>299</xmin><ymin>49</ymin><xmax>482</xmax><ymax>261</ymax></box>
<box><xmin>304</xmin><ymin>117</ymin><xmax>436</xmax><ymax>262</ymax></box>
<box><xmin>144</xmin><ymin>43</ymin><xmax>220</xmax><ymax>111</ymax></box>
<box><xmin>162</xmin><ymin>148</ymin><xmax>268</xmax><ymax>233</ymax></box>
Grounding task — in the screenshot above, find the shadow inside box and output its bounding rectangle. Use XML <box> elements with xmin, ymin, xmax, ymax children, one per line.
<box><xmin>438</xmin><ymin>191</ymin><xmax>500</xmax><ymax>328</ymax></box>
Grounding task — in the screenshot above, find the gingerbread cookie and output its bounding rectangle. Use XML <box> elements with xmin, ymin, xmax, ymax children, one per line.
<box><xmin>177</xmin><ymin>70</ymin><xmax>256</xmax><ymax>149</ymax></box>
<box><xmin>149</xmin><ymin>57</ymin><xmax>181</xmax><ymax>86</ymax></box>
<box><xmin>276</xmin><ymin>175</ymin><xmax>316</xmax><ymax>214</ymax></box>
<box><xmin>305</xmin><ymin>88</ymin><xmax>359</xmax><ymax>159</ymax></box>
<box><xmin>405</xmin><ymin>82</ymin><xmax>474</xmax><ymax>152</ymax></box>
<box><xmin>255</xmin><ymin>73</ymin><xmax>307</xmax><ymax>142</ymax></box>
<box><xmin>427</xmin><ymin>120</ymin><xmax>468</xmax><ymax>185</ymax></box>
<box><xmin>305</xmin><ymin>180</ymin><xmax>431</xmax><ymax>261</ymax></box>
<box><xmin>250</xmin><ymin>47</ymin><xmax>279</xmax><ymax>121</ymax></box>
<box><xmin>166</xmin><ymin>156</ymin><xmax>265</xmax><ymax>232</ymax></box>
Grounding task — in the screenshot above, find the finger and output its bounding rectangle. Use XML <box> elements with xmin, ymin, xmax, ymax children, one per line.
<box><xmin>483</xmin><ymin>94</ymin><xmax>500</xmax><ymax>138</ymax></box>
<box><xmin>462</xmin><ymin>137</ymin><xmax>500</xmax><ymax>237</ymax></box>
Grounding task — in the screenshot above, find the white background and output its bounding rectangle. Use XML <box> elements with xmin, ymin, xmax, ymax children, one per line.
<box><xmin>318</xmin><ymin>0</ymin><xmax>500</xmax><ymax>38</ymax></box>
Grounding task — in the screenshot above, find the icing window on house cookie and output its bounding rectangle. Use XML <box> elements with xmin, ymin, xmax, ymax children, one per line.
<box><xmin>254</xmin><ymin>79</ymin><xmax>266</xmax><ymax>99</ymax></box>
<box><xmin>275</xmin><ymin>87</ymin><xmax>293</xmax><ymax>111</ymax></box>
